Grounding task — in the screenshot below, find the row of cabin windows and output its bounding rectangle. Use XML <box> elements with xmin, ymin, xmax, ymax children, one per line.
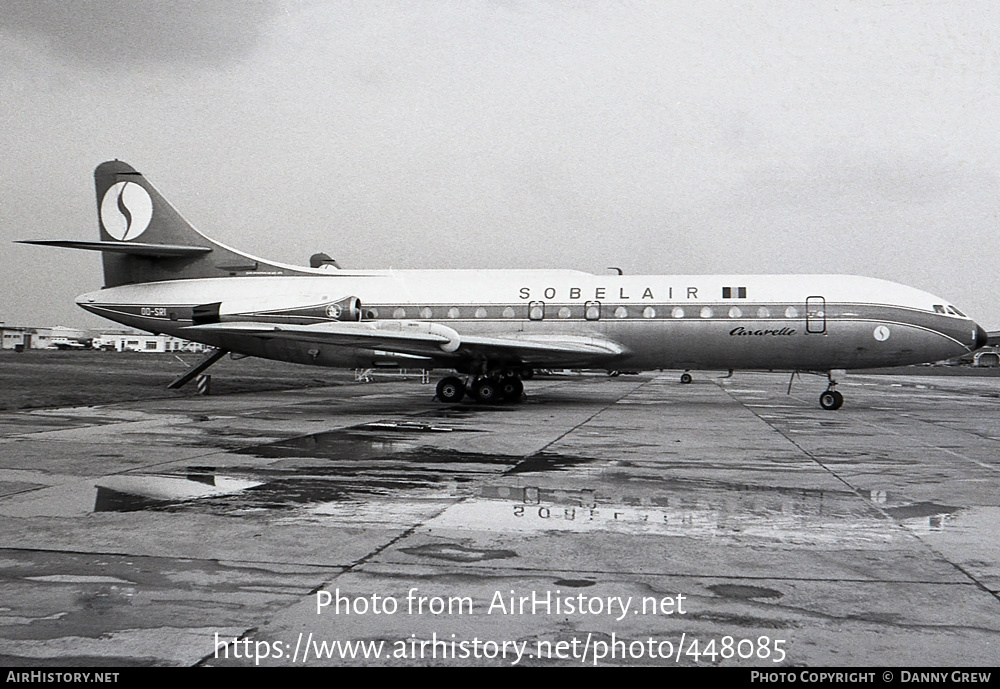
<box><xmin>368</xmin><ymin>304</ymin><xmax>808</xmax><ymax>320</ymax></box>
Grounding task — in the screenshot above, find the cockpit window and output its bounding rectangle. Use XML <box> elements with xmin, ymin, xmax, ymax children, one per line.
<box><xmin>947</xmin><ymin>306</ymin><xmax>966</xmax><ymax>317</ymax></box>
<box><xmin>933</xmin><ymin>305</ymin><xmax>946</xmax><ymax>314</ymax></box>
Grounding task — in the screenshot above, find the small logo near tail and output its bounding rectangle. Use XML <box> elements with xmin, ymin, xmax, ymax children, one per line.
<box><xmin>100</xmin><ymin>182</ymin><xmax>153</xmax><ymax>241</ymax></box>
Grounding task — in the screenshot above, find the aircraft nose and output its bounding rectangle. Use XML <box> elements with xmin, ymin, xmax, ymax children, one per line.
<box><xmin>974</xmin><ymin>324</ymin><xmax>990</xmax><ymax>350</ymax></box>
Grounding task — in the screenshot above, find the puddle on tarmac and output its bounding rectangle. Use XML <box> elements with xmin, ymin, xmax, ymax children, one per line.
<box><xmin>882</xmin><ymin>502</ymin><xmax>959</xmax><ymax>532</ymax></box>
<box><xmin>709</xmin><ymin>584</ymin><xmax>783</xmax><ymax>600</ymax></box>
<box><xmin>236</xmin><ymin>421</ymin><xmax>487</xmax><ymax>461</ymax></box>
<box><xmin>883</xmin><ymin>501</ymin><xmax>957</xmax><ymax>519</ymax></box>
<box><xmin>399</xmin><ymin>543</ymin><xmax>517</xmax><ymax>562</ymax></box>
<box><xmin>505</xmin><ymin>452</ymin><xmax>592</xmax><ymax>474</ymax></box>
<box><xmin>84</xmin><ymin>422</ymin><xmax>965</xmax><ymax>543</ymax></box>
<box><xmin>92</xmin><ymin>421</ymin><xmax>527</xmax><ymax>513</ymax></box>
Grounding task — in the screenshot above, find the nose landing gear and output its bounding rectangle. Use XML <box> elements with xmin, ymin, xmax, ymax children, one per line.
<box><xmin>819</xmin><ymin>371</ymin><xmax>844</xmax><ymax>410</ymax></box>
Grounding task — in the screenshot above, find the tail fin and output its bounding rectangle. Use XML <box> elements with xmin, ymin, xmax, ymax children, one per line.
<box><xmin>21</xmin><ymin>160</ymin><xmax>306</xmax><ymax>288</ymax></box>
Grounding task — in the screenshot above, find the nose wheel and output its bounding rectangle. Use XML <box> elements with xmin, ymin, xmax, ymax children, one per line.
<box><xmin>819</xmin><ymin>389</ymin><xmax>844</xmax><ymax>410</ymax></box>
<box><xmin>819</xmin><ymin>371</ymin><xmax>845</xmax><ymax>410</ymax></box>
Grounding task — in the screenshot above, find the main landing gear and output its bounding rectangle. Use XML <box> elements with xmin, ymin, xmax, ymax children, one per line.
<box><xmin>435</xmin><ymin>372</ymin><xmax>526</xmax><ymax>404</ymax></box>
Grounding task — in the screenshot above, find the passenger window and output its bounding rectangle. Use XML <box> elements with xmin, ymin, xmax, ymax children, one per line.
<box><xmin>643</xmin><ymin>307</ymin><xmax>656</xmax><ymax>319</ymax></box>
<box><xmin>585</xmin><ymin>301</ymin><xmax>601</xmax><ymax>320</ymax></box>
<box><xmin>502</xmin><ymin>307</ymin><xmax>515</xmax><ymax>318</ymax></box>
<box><xmin>474</xmin><ymin>307</ymin><xmax>488</xmax><ymax>318</ymax></box>
<box><xmin>728</xmin><ymin>307</ymin><xmax>742</xmax><ymax>318</ymax></box>
<box><xmin>529</xmin><ymin>301</ymin><xmax>545</xmax><ymax>320</ymax></box>
<box><xmin>785</xmin><ymin>306</ymin><xmax>798</xmax><ymax>318</ymax></box>
<box><xmin>558</xmin><ymin>306</ymin><xmax>572</xmax><ymax>318</ymax></box>
<box><xmin>393</xmin><ymin>307</ymin><xmax>406</xmax><ymax>319</ymax></box>
<box><xmin>700</xmin><ymin>307</ymin><xmax>713</xmax><ymax>318</ymax></box>
<box><xmin>671</xmin><ymin>307</ymin><xmax>684</xmax><ymax>318</ymax></box>
<box><xmin>757</xmin><ymin>307</ymin><xmax>770</xmax><ymax>318</ymax></box>
<box><xmin>447</xmin><ymin>307</ymin><xmax>460</xmax><ymax>319</ymax></box>
<box><xmin>614</xmin><ymin>306</ymin><xmax>628</xmax><ymax>318</ymax></box>
<box><xmin>419</xmin><ymin>307</ymin><xmax>433</xmax><ymax>319</ymax></box>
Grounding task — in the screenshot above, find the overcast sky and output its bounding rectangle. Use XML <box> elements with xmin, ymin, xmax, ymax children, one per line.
<box><xmin>2</xmin><ymin>0</ymin><xmax>999</xmax><ymax>329</ymax></box>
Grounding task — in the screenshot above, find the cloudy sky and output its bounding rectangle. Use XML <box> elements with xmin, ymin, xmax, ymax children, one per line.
<box><xmin>2</xmin><ymin>0</ymin><xmax>999</xmax><ymax>329</ymax></box>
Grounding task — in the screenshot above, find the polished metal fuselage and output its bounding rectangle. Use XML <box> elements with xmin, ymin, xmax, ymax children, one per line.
<box><xmin>77</xmin><ymin>271</ymin><xmax>983</xmax><ymax>372</ymax></box>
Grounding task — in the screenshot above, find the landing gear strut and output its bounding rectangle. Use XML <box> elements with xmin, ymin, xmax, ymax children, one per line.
<box><xmin>819</xmin><ymin>371</ymin><xmax>845</xmax><ymax>410</ymax></box>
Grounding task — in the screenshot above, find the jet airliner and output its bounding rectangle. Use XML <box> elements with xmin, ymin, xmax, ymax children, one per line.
<box><xmin>19</xmin><ymin>161</ymin><xmax>989</xmax><ymax>409</ymax></box>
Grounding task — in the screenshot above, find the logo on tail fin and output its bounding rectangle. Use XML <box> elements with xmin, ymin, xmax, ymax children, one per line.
<box><xmin>100</xmin><ymin>182</ymin><xmax>153</xmax><ymax>241</ymax></box>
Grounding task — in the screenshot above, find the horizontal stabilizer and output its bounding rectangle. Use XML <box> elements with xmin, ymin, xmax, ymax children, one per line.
<box><xmin>17</xmin><ymin>240</ymin><xmax>212</xmax><ymax>257</ymax></box>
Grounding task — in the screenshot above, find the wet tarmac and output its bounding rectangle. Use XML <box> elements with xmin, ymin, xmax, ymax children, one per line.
<box><xmin>0</xmin><ymin>372</ymin><xmax>998</xmax><ymax>666</ymax></box>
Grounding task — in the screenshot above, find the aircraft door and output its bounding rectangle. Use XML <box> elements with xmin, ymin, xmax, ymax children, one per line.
<box><xmin>806</xmin><ymin>296</ymin><xmax>826</xmax><ymax>334</ymax></box>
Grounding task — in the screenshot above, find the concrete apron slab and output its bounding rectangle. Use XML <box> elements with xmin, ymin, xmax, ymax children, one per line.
<box><xmin>0</xmin><ymin>372</ymin><xmax>997</xmax><ymax>666</ymax></box>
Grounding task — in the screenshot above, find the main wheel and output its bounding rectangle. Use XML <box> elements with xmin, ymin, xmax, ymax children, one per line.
<box><xmin>819</xmin><ymin>390</ymin><xmax>844</xmax><ymax>410</ymax></box>
<box><xmin>680</xmin><ymin>373</ymin><xmax>693</xmax><ymax>384</ymax></box>
<box><xmin>436</xmin><ymin>376</ymin><xmax>465</xmax><ymax>403</ymax></box>
<box><xmin>472</xmin><ymin>378</ymin><xmax>499</xmax><ymax>403</ymax></box>
<box><xmin>499</xmin><ymin>376</ymin><xmax>524</xmax><ymax>401</ymax></box>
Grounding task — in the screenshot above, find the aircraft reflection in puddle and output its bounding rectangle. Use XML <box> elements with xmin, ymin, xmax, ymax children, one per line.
<box><xmin>94</xmin><ymin>470</ymin><xmax>263</xmax><ymax>512</ymax></box>
<box><xmin>90</xmin><ymin>466</ymin><xmax>959</xmax><ymax>539</ymax></box>
<box><xmin>870</xmin><ymin>490</ymin><xmax>957</xmax><ymax>533</ymax></box>
<box><xmin>423</xmin><ymin>485</ymin><xmax>960</xmax><ymax>544</ymax></box>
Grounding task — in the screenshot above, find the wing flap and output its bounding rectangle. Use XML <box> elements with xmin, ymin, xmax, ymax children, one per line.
<box><xmin>457</xmin><ymin>333</ymin><xmax>625</xmax><ymax>364</ymax></box>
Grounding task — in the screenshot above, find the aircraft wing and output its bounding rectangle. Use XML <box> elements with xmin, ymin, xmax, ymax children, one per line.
<box><xmin>183</xmin><ymin>320</ymin><xmax>626</xmax><ymax>367</ymax></box>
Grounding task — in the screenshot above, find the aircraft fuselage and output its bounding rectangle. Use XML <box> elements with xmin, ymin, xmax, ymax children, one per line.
<box><xmin>77</xmin><ymin>270</ymin><xmax>983</xmax><ymax>373</ymax></box>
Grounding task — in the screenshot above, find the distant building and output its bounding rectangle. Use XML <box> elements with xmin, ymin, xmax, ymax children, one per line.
<box><xmin>1</xmin><ymin>326</ymin><xmax>29</xmax><ymax>350</ymax></box>
<box><xmin>0</xmin><ymin>325</ymin><xmax>85</xmax><ymax>350</ymax></box>
<box><xmin>91</xmin><ymin>333</ymin><xmax>210</xmax><ymax>353</ymax></box>
<box><xmin>1</xmin><ymin>324</ymin><xmax>207</xmax><ymax>353</ymax></box>
<box><xmin>974</xmin><ymin>347</ymin><xmax>1000</xmax><ymax>368</ymax></box>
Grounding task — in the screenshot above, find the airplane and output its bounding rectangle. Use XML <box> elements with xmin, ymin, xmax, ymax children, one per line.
<box><xmin>18</xmin><ymin>160</ymin><xmax>989</xmax><ymax>410</ymax></box>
